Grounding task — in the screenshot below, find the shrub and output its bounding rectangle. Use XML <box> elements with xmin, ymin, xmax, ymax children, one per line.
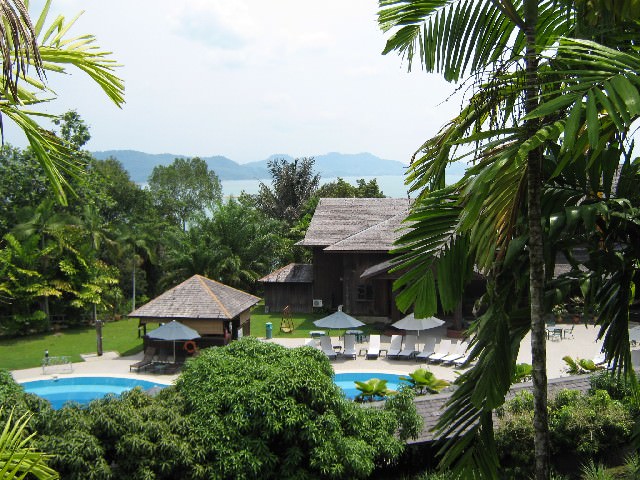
<box><xmin>550</xmin><ymin>390</ymin><xmax>633</xmax><ymax>458</ymax></box>
<box><xmin>176</xmin><ymin>337</ymin><xmax>421</xmax><ymax>479</ymax></box>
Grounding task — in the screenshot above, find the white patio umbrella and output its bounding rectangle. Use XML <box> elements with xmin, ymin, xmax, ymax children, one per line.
<box><xmin>391</xmin><ymin>313</ymin><xmax>445</xmax><ymax>332</ymax></box>
<box><xmin>313</xmin><ymin>307</ymin><xmax>365</xmax><ymax>330</ymax></box>
<box><xmin>147</xmin><ymin>320</ymin><xmax>201</xmax><ymax>363</ymax></box>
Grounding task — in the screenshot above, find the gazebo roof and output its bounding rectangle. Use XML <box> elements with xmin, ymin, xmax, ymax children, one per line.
<box><xmin>130</xmin><ymin>274</ymin><xmax>260</xmax><ymax>321</ymax></box>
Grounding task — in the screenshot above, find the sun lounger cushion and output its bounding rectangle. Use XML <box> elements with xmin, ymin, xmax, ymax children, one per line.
<box><xmin>387</xmin><ymin>335</ymin><xmax>403</xmax><ymax>358</ymax></box>
<box><xmin>397</xmin><ymin>334</ymin><xmax>419</xmax><ymax>359</ymax></box>
<box><xmin>427</xmin><ymin>339</ymin><xmax>452</xmax><ymax>363</ymax></box>
<box><xmin>366</xmin><ymin>334</ymin><xmax>380</xmax><ymax>359</ymax></box>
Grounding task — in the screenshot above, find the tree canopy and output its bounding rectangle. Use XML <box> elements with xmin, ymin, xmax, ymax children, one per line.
<box><xmin>147</xmin><ymin>157</ymin><xmax>222</xmax><ymax>231</ymax></box>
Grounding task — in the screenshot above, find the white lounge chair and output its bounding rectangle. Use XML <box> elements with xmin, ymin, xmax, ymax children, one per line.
<box><xmin>386</xmin><ymin>335</ymin><xmax>403</xmax><ymax>359</ymax></box>
<box><xmin>320</xmin><ymin>335</ymin><xmax>337</xmax><ymax>360</ymax></box>
<box><xmin>304</xmin><ymin>338</ymin><xmax>319</xmax><ymax>349</ymax></box>
<box><xmin>415</xmin><ymin>336</ymin><xmax>437</xmax><ymax>362</ymax></box>
<box><xmin>441</xmin><ymin>341</ymin><xmax>469</xmax><ymax>365</ymax></box>
<box><xmin>397</xmin><ymin>334</ymin><xmax>419</xmax><ymax>359</ymax></box>
<box><xmin>366</xmin><ymin>334</ymin><xmax>381</xmax><ymax>360</ymax></box>
<box><xmin>593</xmin><ymin>352</ymin><xmax>607</xmax><ymax>366</ymax></box>
<box><xmin>453</xmin><ymin>353</ymin><xmax>472</xmax><ymax>368</ymax></box>
<box><xmin>427</xmin><ymin>339</ymin><xmax>452</xmax><ymax>363</ymax></box>
<box><xmin>342</xmin><ymin>334</ymin><xmax>357</xmax><ymax>359</ymax></box>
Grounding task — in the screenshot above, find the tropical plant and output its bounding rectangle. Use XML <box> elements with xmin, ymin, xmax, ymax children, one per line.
<box><xmin>0</xmin><ymin>408</ymin><xmax>58</xmax><ymax>479</ymax></box>
<box><xmin>255</xmin><ymin>157</ymin><xmax>320</xmax><ymax>225</ymax></box>
<box><xmin>1</xmin><ymin>0</ymin><xmax>124</xmax><ymax>205</ymax></box>
<box><xmin>580</xmin><ymin>460</ymin><xmax>614</xmax><ymax>480</ymax></box>
<box><xmin>513</xmin><ymin>363</ymin><xmax>533</xmax><ymax>383</ymax></box>
<box><xmin>563</xmin><ymin>356</ymin><xmax>604</xmax><ymax>375</ymax></box>
<box><xmin>354</xmin><ymin>377</ymin><xmax>398</xmax><ymax>402</ymax></box>
<box><xmin>400</xmin><ymin>368</ymin><xmax>449</xmax><ymax>395</ymax></box>
<box><xmin>377</xmin><ymin>2</ymin><xmax>640</xmax><ymax>478</ymax></box>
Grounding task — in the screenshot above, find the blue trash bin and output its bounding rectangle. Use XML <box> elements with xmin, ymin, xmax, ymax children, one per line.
<box><xmin>265</xmin><ymin>322</ymin><xmax>273</xmax><ymax>339</ymax></box>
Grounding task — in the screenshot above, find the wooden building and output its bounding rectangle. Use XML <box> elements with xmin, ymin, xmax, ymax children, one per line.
<box><xmin>259</xmin><ymin>264</ymin><xmax>313</xmax><ymax>313</ymax></box>
<box><xmin>130</xmin><ymin>274</ymin><xmax>260</xmax><ymax>348</ymax></box>
<box><xmin>260</xmin><ymin>198</ymin><xmax>410</xmax><ymax>320</ymax></box>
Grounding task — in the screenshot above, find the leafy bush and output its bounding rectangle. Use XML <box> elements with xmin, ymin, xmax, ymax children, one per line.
<box><xmin>550</xmin><ymin>390</ymin><xmax>633</xmax><ymax>457</ymax></box>
<box><xmin>495</xmin><ymin>403</ymin><xmax>536</xmax><ymax>477</ymax></box>
<box><xmin>0</xmin><ymin>310</ymin><xmax>48</xmax><ymax>336</ymax></box>
<box><xmin>176</xmin><ymin>337</ymin><xmax>421</xmax><ymax>479</ymax></box>
<box><xmin>589</xmin><ymin>371</ymin><xmax>639</xmax><ymax>403</ymax></box>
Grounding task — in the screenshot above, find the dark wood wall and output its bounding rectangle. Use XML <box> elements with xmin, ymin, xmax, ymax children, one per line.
<box><xmin>342</xmin><ymin>252</ymin><xmax>392</xmax><ymax>316</ymax></box>
<box><xmin>312</xmin><ymin>248</ymin><xmax>343</xmax><ymax>310</ymax></box>
<box><xmin>263</xmin><ymin>283</ymin><xmax>313</xmax><ymax>313</ymax></box>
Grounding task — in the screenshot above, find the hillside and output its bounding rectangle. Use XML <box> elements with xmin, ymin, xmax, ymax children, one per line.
<box><xmin>91</xmin><ymin>150</ymin><xmax>409</xmax><ymax>183</ymax></box>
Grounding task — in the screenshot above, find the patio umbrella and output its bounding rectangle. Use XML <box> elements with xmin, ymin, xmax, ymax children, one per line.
<box><xmin>313</xmin><ymin>308</ymin><xmax>365</xmax><ymax>330</ymax></box>
<box><xmin>147</xmin><ymin>320</ymin><xmax>201</xmax><ymax>363</ymax></box>
<box><xmin>391</xmin><ymin>313</ymin><xmax>445</xmax><ymax>332</ymax></box>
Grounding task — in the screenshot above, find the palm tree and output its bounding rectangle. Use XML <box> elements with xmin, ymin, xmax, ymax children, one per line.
<box><xmin>0</xmin><ymin>0</ymin><xmax>124</xmax><ymax>205</ymax></box>
<box><xmin>0</xmin><ymin>409</ymin><xmax>59</xmax><ymax>479</ymax></box>
<box><xmin>378</xmin><ymin>1</ymin><xmax>640</xmax><ymax>478</ymax></box>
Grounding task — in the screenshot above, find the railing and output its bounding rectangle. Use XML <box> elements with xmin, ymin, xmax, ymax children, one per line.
<box><xmin>42</xmin><ymin>356</ymin><xmax>73</xmax><ymax>374</ymax></box>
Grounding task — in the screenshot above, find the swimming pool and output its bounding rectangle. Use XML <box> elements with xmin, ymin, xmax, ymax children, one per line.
<box><xmin>21</xmin><ymin>377</ymin><xmax>169</xmax><ymax>410</ymax></box>
<box><xmin>334</xmin><ymin>372</ymin><xmax>409</xmax><ymax>400</ymax></box>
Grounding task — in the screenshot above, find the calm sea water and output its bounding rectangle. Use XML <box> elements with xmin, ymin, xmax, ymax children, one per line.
<box><xmin>222</xmin><ymin>174</ymin><xmax>463</xmax><ymax>198</ymax></box>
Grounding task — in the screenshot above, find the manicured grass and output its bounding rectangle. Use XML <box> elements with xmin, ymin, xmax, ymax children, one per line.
<box><xmin>2</xmin><ymin>307</ymin><xmax>383</xmax><ymax>371</ymax></box>
<box><xmin>0</xmin><ymin>318</ymin><xmax>145</xmax><ymax>371</ymax></box>
<box><xmin>249</xmin><ymin>305</ymin><xmax>378</xmax><ymax>339</ymax></box>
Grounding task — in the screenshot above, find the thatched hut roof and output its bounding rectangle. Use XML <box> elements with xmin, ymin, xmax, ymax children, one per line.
<box><xmin>259</xmin><ymin>263</ymin><xmax>313</xmax><ymax>283</ymax></box>
<box><xmin>130</xmin><ymin>274</ymin><xmax>260</xmax><ymax>321</ymax></box>
<box><xmin>297</xmin><ymin>198</ymin><xmax>410</xmax><ymax>251</ymax></box>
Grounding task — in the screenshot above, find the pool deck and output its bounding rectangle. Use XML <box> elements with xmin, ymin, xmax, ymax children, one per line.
<box><xmin>10</xmin><ymin>323</ymin><xmax>608</xmax><ymax>386</ymax></box>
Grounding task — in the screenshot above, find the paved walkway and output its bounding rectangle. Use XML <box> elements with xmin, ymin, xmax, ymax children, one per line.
<box><xmin>10</xmin><ymin>324</ymin><xmax>606</xmax><ymax>386</ymax></box>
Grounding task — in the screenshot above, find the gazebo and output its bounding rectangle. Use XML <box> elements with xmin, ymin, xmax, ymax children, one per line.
<box><xmin>130</xmin><ymin>274</ymin><xmax>260</xmax><ymax>349</ymax></box>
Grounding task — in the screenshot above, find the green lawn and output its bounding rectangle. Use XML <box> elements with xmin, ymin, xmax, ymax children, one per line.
<box><xmin>0</xmin><ymin>318</ymin><xmax>145</xmax><ymax>371</ymax></box>
<box><xmin>1</xmin><ymin>307</ymin><xmax>383</xmax><ymax>371</ymax></box>
<box><xmin>249</xmin><ymin>305</ymin><xmax>379</xmax><ymax>339</ymax></box>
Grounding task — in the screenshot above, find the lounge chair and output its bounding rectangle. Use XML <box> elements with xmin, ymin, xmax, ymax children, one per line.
<box><xmin>453</xmin><ymin>353</ymin><xmax>473</xmax><ymax>368</ymax></box>
<box><xmin>593</xmin><ymin>352</ymin><xmax>607</xmax><ymax>366</ymax></box>
<box><xmin>415</xmin><ymin>337</ymin><xmax>437</xmax><ymax>362</ymax></box>
<box><xmin>342</xmin><ymin>334</ymin><xmax>357</xmax><ymax>359</ymax></box>
<box><xmin>397</xmin><ymin>334</ymin><xmax>419</xmax><ymax>359</ymax></box>
<box><xmin>320</xmin><ymin>335</ymin><xmax>338</xmax><ymax>360</ymax></box>
<box><xmin>427</xmin><ymin>339</ymin><xmax>452</xmax><ymax>363</ymax></box>
<box><xmin>129</xmin><ymin>347</ymin><xmax>156</xmax><ymax>372</ymax></box>
<box><xmin>441</xmin><ymin>341</ymin><xmax>469</xmax><ymax>365</ymax></box>
<box><xmin>365</xmin><ymin>334</ymin><xmax>381</xmax><ymax>360</ymax></box>
<box><xmin>304</xmin><ymin>338</ymin><xmax>319</xmax><ymax>349</ymax></box>
<box><xmin>386</xmin><ymin>335</ymin><xmax>403</xmax><ymax>359</ymax></box>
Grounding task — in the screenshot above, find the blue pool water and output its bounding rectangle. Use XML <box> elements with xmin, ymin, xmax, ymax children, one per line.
<box><xmin>22</xmin><ymin>373</ymin><xmax>405</xmax><ymax>407</ymax></box>
<box><xmin>334</xmin><ymin>372</ymin><xmax>409</xmax><ymax>400</ymax></box>
<box><xmin>21</xmin><ymin>377</ymin><xmax>168</xmax><ymax>409</ymax></box>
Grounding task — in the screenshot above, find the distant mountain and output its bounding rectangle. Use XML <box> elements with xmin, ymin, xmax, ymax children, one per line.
<box><xmin>91</xmin><ymin>150</ymin><xmax>408</xmax><ymax>183</ymax></box>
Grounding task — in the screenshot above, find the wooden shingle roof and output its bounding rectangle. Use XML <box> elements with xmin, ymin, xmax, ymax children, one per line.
<box><xmin>130</xmin><ymin>274</ymin><xmax>260</xmax><ymax>321</ymax></box>
<box><xmin>259</xmin><ymin>263</ymin><xmax>313</xmax><ymax>283</ymax></box>
<box><xmin>406</xmin><ymin>374</ymin><xmax>593</xmax><ymax>444</ymax></box>
<box><xmin>297</xmin><ymin>198</ymin><xmax>410</xmax><ymax>250</ymax></box>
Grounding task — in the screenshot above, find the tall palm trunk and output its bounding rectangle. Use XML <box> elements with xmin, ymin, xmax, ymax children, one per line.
<box><xmin>523</xmin><ymin>1</ymin><xmax>549</xmax><ymax>478</ymax></box>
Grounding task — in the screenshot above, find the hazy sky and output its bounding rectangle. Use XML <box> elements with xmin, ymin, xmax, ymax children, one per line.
<box><xmin>11</xmin><ymin>0</ymin><xmax>461</xmax><ymax>164</ymax></box>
